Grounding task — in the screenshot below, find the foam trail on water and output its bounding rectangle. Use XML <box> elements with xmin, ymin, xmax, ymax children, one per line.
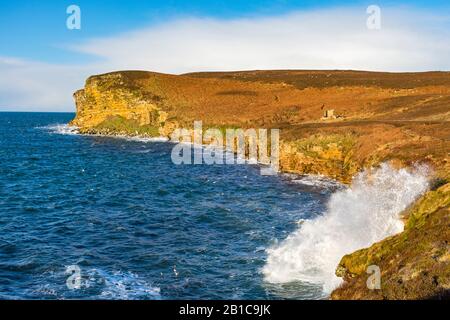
<box><xmin>263</xmin><ymin>163</ymin><xmax>430</xmax><ymax>293</ymax></box>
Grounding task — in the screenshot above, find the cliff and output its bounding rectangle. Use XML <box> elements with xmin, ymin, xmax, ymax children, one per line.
<box><xmin>71</xmin><ymin>70</ymin><xmax>450</xmax><ymax>299</ymax></box>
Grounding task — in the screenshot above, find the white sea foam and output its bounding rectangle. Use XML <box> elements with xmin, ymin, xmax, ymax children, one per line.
<box><xmin>39</xmin><ymin>123</ymin><xmax>170</xmax><ymax>142</ymax></box>
<box><xmin>263</xmin><ymin>163</ymin><xmax>430</xmax><ymax>293</ymax></box>
<box><xmin>284</xmin><ymin>173</ymin><xmax>344</xmax><ymax>190</ymax></box>
<box><xmin>38</xmin><ymin>123</ymin><xmax>79</xmax><ymax>135</ymax></box>
<box><xmin>88</xmin><ymin>269</ymin><xmax>161</xmax><ymax>300</ymax></box>
<box><xmin>123</xmin><ymin>136</ymin><xmax>169</xmax><ymax>143</ymax></box>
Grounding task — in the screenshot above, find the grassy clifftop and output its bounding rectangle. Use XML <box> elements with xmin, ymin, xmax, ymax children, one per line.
<box><xmin>71</xmin><ymin>70</ymin><xmax>450</xmax><ymax>299</ymax></box>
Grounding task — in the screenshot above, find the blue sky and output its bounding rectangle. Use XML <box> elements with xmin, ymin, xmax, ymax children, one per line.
<box><xmin>1</xmin><ymin>0</ymin><xmax>450</xmax><ymax>110</ymax></box>
<box><xmin>2</xmin><ymin>0</ymin><xmax>450</xmax><ymax>64</ymax></box>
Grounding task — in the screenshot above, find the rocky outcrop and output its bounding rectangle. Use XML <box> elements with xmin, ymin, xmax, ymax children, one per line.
<box><xmin>71</xmin><ymin>70</ymin><xmax>450</xmax><ymax>299</ymax></box>
<box><xmin>71</xmin><ymin>72</ymin><xmax>175</xmax><ymax>137</ymax></box>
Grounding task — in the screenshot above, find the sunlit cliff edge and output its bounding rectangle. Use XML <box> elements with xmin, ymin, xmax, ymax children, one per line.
<box><xmin>70</xmin><ymin>70</ymin><xmax>450</xmax><ymax>299</ymax></box>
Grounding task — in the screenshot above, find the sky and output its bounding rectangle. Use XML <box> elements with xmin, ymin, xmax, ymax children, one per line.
<box><xmin>1</xmin><ymin>0</ymin><xmax>450</xmax><ymax>111</ymax></box>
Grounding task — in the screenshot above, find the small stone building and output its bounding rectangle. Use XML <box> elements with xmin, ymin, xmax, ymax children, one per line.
<box><xmin>322</xmin><ymin>109</ymin><xmax>336</xmax><ymax>120</ymax></box>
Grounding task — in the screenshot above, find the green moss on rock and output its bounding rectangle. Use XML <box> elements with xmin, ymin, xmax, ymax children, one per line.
<box><xmin>83</xmin><ymin>115</ymin><xmax>160</xmax><ymax>137</ymax></box>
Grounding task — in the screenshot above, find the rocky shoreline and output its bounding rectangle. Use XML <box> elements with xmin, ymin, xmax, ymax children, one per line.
<box><xmin>71</xmin><ymin>70</ymin><xmax>449</xmax><ymax>299</ymax></box>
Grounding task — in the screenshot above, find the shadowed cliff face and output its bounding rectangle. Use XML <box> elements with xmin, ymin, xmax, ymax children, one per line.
<box><xmin>71</xmin><ymin>70</ymin><xmax>449</xmax><ymax>299</ymax></box>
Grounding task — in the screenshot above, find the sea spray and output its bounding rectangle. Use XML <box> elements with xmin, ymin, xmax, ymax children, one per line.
<box><xmin>263</xmin><ymin>163</ymin><xmax>430</xmax><ymax>293</ymax></box>
<box><xmin>39</xmin><ymin>124</ymin><xmax>79</xmax><ymax>135</ymax></box>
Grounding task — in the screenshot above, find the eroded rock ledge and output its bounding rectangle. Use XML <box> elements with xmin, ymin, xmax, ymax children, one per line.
<box><xmin>71</xmin><ymin>70</ymin><xmax>450</xmax><ymax>299</ymax></box>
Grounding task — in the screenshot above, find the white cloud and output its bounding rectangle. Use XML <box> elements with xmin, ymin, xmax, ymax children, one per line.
<box><xmin>2</xmin><ymin>6</ymin><xmax>450</xmax><ymax>111</ymax></box>
<box><xmin>0</xmin><ymin>57</ymin><xmax>88</xmax><ymax>111</ymax></box>
<box><xmin>73</xmin><ymin>7</ymin><xmax>450</xmax><ymax>72</ymax></box>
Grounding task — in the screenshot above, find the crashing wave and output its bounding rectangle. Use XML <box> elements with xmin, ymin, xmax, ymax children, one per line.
<box><xmin>263</xmin><ymin>163</ymin><xmax>430</xmax><ymax>293</ymax></box>
<box><xmin>38</xmin><ymin>123</ymin><xmax>79</xmax><ymax>135</ymax></box>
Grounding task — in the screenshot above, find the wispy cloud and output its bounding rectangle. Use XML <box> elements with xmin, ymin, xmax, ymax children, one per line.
<box><xmin>2</xmin><ymin>6</ymin><xmax>450</xmax><ymax>111</ymax></box>
<box><xmin>73</xmin><ymin>7</ymin><xmax>450</xmax><ymax>72</ymax></box>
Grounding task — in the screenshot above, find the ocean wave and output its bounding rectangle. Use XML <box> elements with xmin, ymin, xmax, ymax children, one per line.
<box><xmin>123</xmin><ymin>136</ymin><xmax>169</xmax><ymax>143</ymax></box>
<box><xmin>28</xmin><ymin>268</ymin><xmax>161</xmax><ymax>300</ymax></box>
<box><xmin>263</xmin><ymin>163</ymin><xmax>430</xmax><ymax>293</ymax></box>
<box><xmin>37</xmin><ymin>123</ymin><xmax>79</xmax><ymax>135</ymax></box>
<box><xmin>38</xmin><ymin>123</ymin><xmax>170</xmax><ymax>142</ymax></box>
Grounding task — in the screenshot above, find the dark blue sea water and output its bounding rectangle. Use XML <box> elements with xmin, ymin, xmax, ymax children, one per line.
<box><xmin>0</xmin><ymin>112</ymin><xmax>336</xmax><ymax>300</ymax></box>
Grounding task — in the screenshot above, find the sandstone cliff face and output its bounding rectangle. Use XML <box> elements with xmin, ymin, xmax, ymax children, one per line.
<box><xmin>71</xmin><ymin>72</ymin><xmax>174</xmax><ymax>137</ymax></box>
<box><xmin>71</xmin><ymin>71</ymin><xmax>450</xmax><ymax>181</ymax></box>
<box><xmin>70</xmin><ymin>71</ymin><xmax>366</xmax><ymax>182</ymax></box>
<box><xmin>279</xmin><ymin>134</ymin><xmax>359</xmax><ymax>183</ymax></box>
<box><xmin>71</xmin><ymin>70</ymin><xmax>450</xmax><ymax>299</ymax></box>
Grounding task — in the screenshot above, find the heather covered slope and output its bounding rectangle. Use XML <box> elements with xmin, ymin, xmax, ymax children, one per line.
<box><xmin>71</xmin><ymin>69</ymin><xmax>449</xmax><ymax>299</ymax></box>
<box><xmin>185</xmin><ymin>70</ymin><xmax>450</xmax><ymax>122</ymax></box>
